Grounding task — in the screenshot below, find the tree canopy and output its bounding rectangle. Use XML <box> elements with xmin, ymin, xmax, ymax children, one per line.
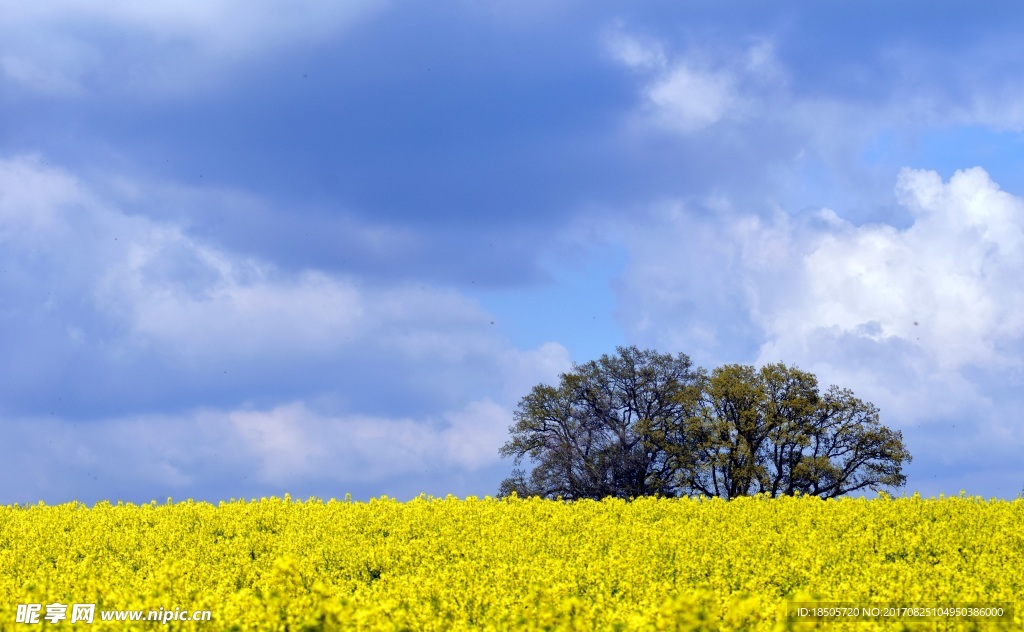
<box><xmin>499</xmin><ymin>346</ymin><xmax>911</xmax><ymax>500</ymax></box>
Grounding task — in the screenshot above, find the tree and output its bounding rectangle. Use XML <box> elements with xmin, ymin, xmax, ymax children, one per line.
<box><xmin>498</xmin><ymin>347</ymin><xmax>912</xmax><ymax>501</ymax></box>
<box><xmin>498</xmin><ymin>346</ymin><xmax>703</xmax><ymax>500</ymax></box>
<box><xmin>680</xmin><ymin>363</ymin><xmax>912</xmax><ymax>499</ymax></box>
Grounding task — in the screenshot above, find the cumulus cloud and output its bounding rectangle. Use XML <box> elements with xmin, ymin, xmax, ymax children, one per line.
<box><xmin>600</xmin><ymin>22</ymin><xmax>1024</xmax><ymax>229</ymax></box>
<box><xmin>0</xmin><ymin>152</ymin><xmax>573</xmax><ymax>477</ymax></box>
<box><xmin>764</xmin><ymin>167</ymin><xmax>1024</xmax><ymax>373</ymax></box>
<box><xmin>613</xmin><ymin>168</ymin><xmax>1024</xmax><ymax>436</ymax></box>
<box><xmin>643</xmin><ymin>65</ymin><xmax>737</xmax><ymax>133</ymax></box>
<box><xmin>0</xmin><ymin>155</ymin><xmax>502</xmax><ymax>368</ymax></box>
<box><xmin>0</xmin><ymin>154</ymin><xmax>570</xmax><ymax>423</ymax></box>
<box><xmin>0</xmin><ymin>154</ymin><xmax>573</xmax><ymax>502</ymax></box>
<box><xmin>605</xmin><ymin>28</ymin><xmax>782</xmax><ymax>134</ymax></box>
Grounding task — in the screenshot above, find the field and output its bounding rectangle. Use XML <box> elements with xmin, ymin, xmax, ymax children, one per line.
<box><xmin>0</xmin><ymin>493</ymin><xmax>1021</xmax><ymax>631</ymax></box>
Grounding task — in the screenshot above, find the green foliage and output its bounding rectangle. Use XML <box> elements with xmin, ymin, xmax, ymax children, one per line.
<box><xmin>499</xmin><ymin>346</ymin><xmax>701</xmax><ymax>500</ymax></box>
<box><xmin>499</xmin><ymin>346</ymin><xmax>912</xmax><ymax>501</ymax></box>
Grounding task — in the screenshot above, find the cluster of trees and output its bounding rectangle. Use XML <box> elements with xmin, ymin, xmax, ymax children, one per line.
<box><xmin>499</xmin><ymin>346</ymin><xmax>911</xmax><ymax>501</ymax></box>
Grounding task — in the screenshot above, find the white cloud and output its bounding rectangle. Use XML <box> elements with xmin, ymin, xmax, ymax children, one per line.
<box><xmin>605</xmin><ymin>29</ymin><xmax>781</xmax><ymax>134</ymax></box>
<box><xmin>644</xmin><ymin>64</ymin><xmax>737</xmax><ymax>133</ymax></box>
<box><xmin>226</xmin><ymin>397</ymin><xmax>516</xmax><ymax>482</ymax></box>
<box><xmin>0</xmin><ymin>155</ymin><xmax>504</xmax><ymax>367</ymax></box>
<box><xmin>765</xmin><ymin>167</ymin><xmax>1024</xmax><ymax>374</ymax></box>
<box><xmin>612</xmin><ymin>168</ymin><xmax>1024</xmax><ymax>432</ymax></box>
<box><xmin>0</xmin><ymin>154</ymin><xmax>575</xmax><ymax>501</ymax></box>
<box><xmin>0</xmin><ymin>157</ymin><xmax>577</xmax><ymax>385</ymax></box>
<box><xmin>96</xmin><ymin>236</ymin><xmax>368</xmax><ymax>361</ymax></box>
<box><xmin>0</xmin><ymin>154</ymin><xmax>85</xmax><ymax>235</ymax></box>
<box><xmin>602</xmin><ymin>26</ymin><xmax>1022</xmax><ymax>224</ymax></box>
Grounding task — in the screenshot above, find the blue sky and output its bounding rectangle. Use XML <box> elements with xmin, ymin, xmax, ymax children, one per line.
<box><xmin>2</xmin><ymin>1</ymin><xmax>1023</xmax><ymax>504</ymax></box>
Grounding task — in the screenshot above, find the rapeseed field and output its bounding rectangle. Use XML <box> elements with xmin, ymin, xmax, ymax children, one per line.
<box><xmin>0</xmin><ymin>493</ymin><xmax>1020</xmax><ymax>631</ymax></box>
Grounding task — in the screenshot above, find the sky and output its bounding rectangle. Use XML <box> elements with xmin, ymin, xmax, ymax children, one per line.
<box><xmin>2</xmin><ymin>1</ymin><xmax>1023</xmax><ymax>505</ymax></box>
